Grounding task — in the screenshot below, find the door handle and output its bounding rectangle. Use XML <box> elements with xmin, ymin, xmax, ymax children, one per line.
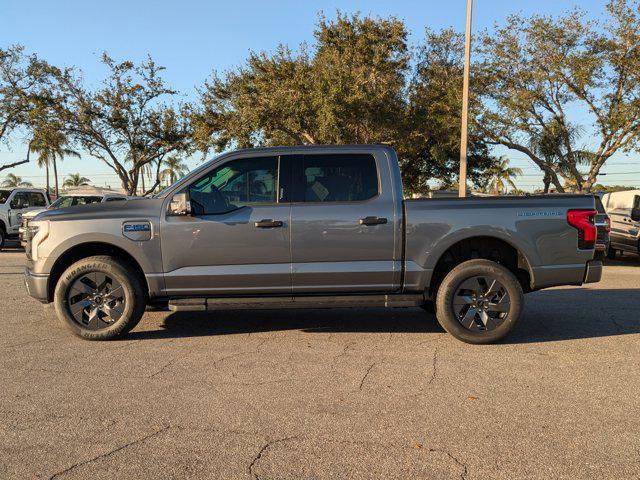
<box><xmin>254</xmin><ymin>219</ymin><xmax>283</xmax><ymax>228</ymax></box>
<box><xmin>359</xmin><ymin>216</ymin><xmax>388</xmax><ymax>226</ymax></box>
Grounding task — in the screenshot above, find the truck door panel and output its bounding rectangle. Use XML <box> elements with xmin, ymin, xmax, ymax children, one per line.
<box><xmin>161</xmin><ymin>155</ymin><xmax>292</xmax><ymax>295</ymax></box>
<box><xmin>289</xmin><ymin>153</ymin><xmax>399</xmax><ymax>293</ymax></box>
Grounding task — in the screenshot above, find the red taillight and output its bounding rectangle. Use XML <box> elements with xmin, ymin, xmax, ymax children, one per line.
<box><xmin>567</xmin><ymin>209</ymin><xmax>597</xmax><ymax>249</ymax></box>
<box><xmin>605</xmin><ymin>217</ymin><xmax>611</xmax><ymax>232</ymax></box>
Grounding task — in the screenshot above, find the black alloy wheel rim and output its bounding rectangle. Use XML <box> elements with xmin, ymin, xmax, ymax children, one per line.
<box><xmin>67</xmin><ymin>272</ymin><xmax>125</xmax><ymax>330</ymax></box>
<box><xmin>452</xmin><ymin>275</ymin><xmax>510</xmax><ymax>332</ymax></box>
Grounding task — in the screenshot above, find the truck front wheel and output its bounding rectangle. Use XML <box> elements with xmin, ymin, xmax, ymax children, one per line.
<box><xmin>54</xmin><ymin>255</ymin><xmax>146</xmax><ymax>340</ymax></box>
<box><xmin>435</xmin><ymin>259</ymin><xmax>524</xmax><ymax>344</ymax></box>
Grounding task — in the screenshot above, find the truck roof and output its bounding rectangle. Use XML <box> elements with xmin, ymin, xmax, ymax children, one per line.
<box><xmin>228</xmin><ymin>144</ymin><xmax>395</xmax><ymax>155</ymax></box>
<box><xmin>0</xmin><ymin>187</ymin><xmax>47</xmax><ymax>193</ymax></box>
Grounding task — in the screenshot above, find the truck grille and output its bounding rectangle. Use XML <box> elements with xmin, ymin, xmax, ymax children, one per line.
<box><xmin>21</xmin><ymin>216</ymin><xmax>29</xmax><ymax>229</ymax></box>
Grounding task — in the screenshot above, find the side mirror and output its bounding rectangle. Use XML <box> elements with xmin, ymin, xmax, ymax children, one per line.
<box><xmin>631</xmin><ymin>208</ymin><xmax>640</xmax><ymax>222</ymax></box>
<box><xmin>168</xmin><ymin>191</ymin><xmax>191</xmax><ymax>216</ymax></box>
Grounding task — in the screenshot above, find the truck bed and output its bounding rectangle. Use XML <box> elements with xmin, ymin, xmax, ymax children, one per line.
<box><xmin>402</xmin><ymin>194</ymin><xmax>597</xmax><ymax>292</ymax></box>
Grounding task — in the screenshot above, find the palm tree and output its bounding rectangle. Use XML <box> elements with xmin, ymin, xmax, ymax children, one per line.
<box><xmin>528</xmin><ymin>121</ymin><xmax>592</xmax><ymax>193</ymax></box>
<box><xmin>2</xmin><ymin>173</ymin><xmax>33</xmax><ymax>188</ymax></box>
<box><xmin>63</xmin><ymin>173</ymin><xmax>91</xmax><ymax>188</ymax></box>
<box><xmin>160</xmin><ymin>156</ymin><xmax>188</xmax><ymax>186</ymax></box>
<box><xmin>29</xmin><ymin>125</ymin><xmax>80</xmax><ymax>198</ymax></box>
<box><xmin>484</xmin><ymin>157</ymin><xmax>523</xmax><ymax>195</ymax></box>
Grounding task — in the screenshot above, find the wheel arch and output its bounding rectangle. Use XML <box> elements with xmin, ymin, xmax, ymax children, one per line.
<box><xmin>427</xmin><ymin>235</ymin><xmax>534</xmax><ymax>299</ymax></box>
<box><xmin>47</xmin><ymin>242</ymin><xmax>149</xmax><ymax>302</ymax></box>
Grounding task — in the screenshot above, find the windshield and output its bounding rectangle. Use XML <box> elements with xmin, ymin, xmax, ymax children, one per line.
<box><xmin>0</xmin><ymin>190</ymin><xmax>10</xmax><ymax>204</ymax></box>
<box><xmin>152</xmin><ymin>154</ymin><xmax>221</xmax><ymax>198</ymax></box>
<box><xmin>50</xmin><ymin>195</ymin><xmax>103</xmax><ymax>208</ymax></box>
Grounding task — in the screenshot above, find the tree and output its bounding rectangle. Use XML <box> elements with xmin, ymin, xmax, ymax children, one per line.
<box><xmin>399</xmin><ymin>29</ymin><xmax>494</xmax><ymax>193</ymax></box>
<box><xmin>29</xmin><ymin>120</ymin><xmax>79</xmax><ymax>197</ymax></box>
<box><xmin>63</xmin><ymin>173</ymin><xmax>90</xmax><ymax>187</ymax></box>
<box><xmin>481</xmin><ymin>157</ymin><xmax>523</xmax><ymax>194</ymax></box>
<box><xmin>476</xmin><ymin>0</ymin><xmax>640</xmax><ymax>192</ymax></box>
<box><xmin>54</xmin><ymin>53</ymin><xmax>192</xmax><ymax>195</ymax></box>
<box><xmin>1</xmin><ymin>173</ymin><xmax>32</xmax><ymax>187</ymax></box>
<box><xmin>159</xmin><ymin>155</ymin><xmax>188</xmax><ymax>185</ymax></box>
<box><xmin>0</xmin><ymin>45</ymin><xmax>53</xmax><ymax>172</ymax></box>
<box><xmin>194</xmin><ymin>13</ymin><xmax>409</xmax><ymax>151</ymax></box>
<box><xmin>527</xmin><ymin>120</ymin><xmax>596</xmax><ymax>193</ymax></box>
<box><xmin>193</xmin><ymin>14</ymin><xmax>496</xmax><ymax>193</ymax></box>
<box><xmin>591</xmin><ymin>184</ymin><xmax>635</xmax><ymax>192</ymax></box>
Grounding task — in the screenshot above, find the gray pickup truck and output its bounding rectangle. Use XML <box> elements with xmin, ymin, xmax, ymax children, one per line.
<box><xmin>23</xmin><ymin>145</ymin><xmax>602</xmax><ymax>343</ymax></box>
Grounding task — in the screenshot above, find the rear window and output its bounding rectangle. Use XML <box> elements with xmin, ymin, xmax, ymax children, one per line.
<box><xmin>0</xmin><ymin>190</ymin><xmax>10</xmax><ymax>203</ymax></box>
<box><xmin>301</xmin><ymin>154</ymin><xmax>378</xmax><ymax>202</ymax></box>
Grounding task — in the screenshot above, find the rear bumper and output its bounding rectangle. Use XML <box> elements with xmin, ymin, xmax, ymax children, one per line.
<box><xmin>24</xmin><ymin>268</ymin><xmax>49</xmax><ymax>303</ymax></box>
<box><xmin>583</xmin><ymin>260</ymin><xmax>603</xmax><ymax>284</ymax></box>
<box><xmin>531</xmin><ymin>259</ymin><xmax>602</xmax><ymax>290</ymax></box>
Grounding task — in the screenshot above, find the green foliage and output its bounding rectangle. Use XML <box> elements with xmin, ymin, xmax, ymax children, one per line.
<box><xmin>193</xmin><ymin>13</ymin><xmax>494</xmax><ymax>193</ymax></box>
<box><xmin>53</xmin><ymin>54</ymin><xmax>192</xmax><ymax>195</ymax></box>
<box><xmin>477</xmin><ymin>0</ymin><xmax>640</xmax><ymax>192</ymax></box>
<box><xmin>29</xmin><ymin>121</ymin><xmax>79</xmax><ymax>197</ymax></box>
<box><xmin>63</xmin><ymin>173</ymin><xmax>90</xmax><ymax>187</ymax></box>
<box><xmin>591</xmin><ymin>184</ymin><xmax>637</xmax><ymax>193</ymax></box>
<box><xmin>1</xmin><ymin>173</ymin><xmax>32</xmax><ymax>187</ymax></box>
<box><xmin>0</xmin><ymin>45</ymin><xmax>54</xmax><ymax>172</ymax></box>
<box><xmin>399</xmin><ymin>29</ymin><xmax>495</xmax><ymax>193</ymax></box>
<box><xmin>479</xmin><ymin>157</ymin><xmax>523</xmax><ymax>194</ymax></box>
<box><xmin>159</xmin><ymin>155</ymin><xmax>188</xmax><ymax>185</ymax></box>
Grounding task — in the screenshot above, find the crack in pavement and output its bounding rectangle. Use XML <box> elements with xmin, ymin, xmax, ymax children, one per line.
<box><xmin>48</xmin><ymin>425</ymin><xmax>171</xmax><ymax>479</ymax></box>
<box><xmin>427</xmin><ymin>345</ymin><xmax>439</xmax><ymax>386</ymax></box>
<box><xmin>248</xmin><ymin>435</ymin><xmax>298</xmax><ymax>480</ymax></box>
<box><xmin>429</xmin><ymin>448</ymin><xmax>469</xmax><ymax>480</ymax></box>
<box><xmin>330</xmin><ymin>341</ymin><xmax>356</xmax><ymax>371</ymax></box>
<box><xmin>358</xmin><ymin>361</ymin><xmax>379</xmax><ymax>391</ymax></box>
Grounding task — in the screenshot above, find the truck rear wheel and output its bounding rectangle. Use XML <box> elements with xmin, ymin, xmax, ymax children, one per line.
<box><xmin>435</xmin><ymin>259</ymin><xmax>524</xmax><ymax>344</ymax></box>
<box><xmin>53</xmin><ymin>255</ymin><xmax>146</xmax><ymax>340</ymax></box>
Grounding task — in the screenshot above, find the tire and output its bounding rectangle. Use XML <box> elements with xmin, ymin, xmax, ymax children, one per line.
<box><xmin>435</xmin><ymin>259</ymin><xmax>524</xmax><ymax>344</ymax></box>
<box><xmin>54</xmin><ymin>255</ymin><xmax>146</xmax><ymax>340</ymax></box>
<box><xmin>607</xmin><ymin>246</ymin><xmax>617</xmax><ymax>260</ymax></box>
<box><xmin>0</xmin><ymin>228</ymin><xmax>5</xmax><ymax>251</ymax></box>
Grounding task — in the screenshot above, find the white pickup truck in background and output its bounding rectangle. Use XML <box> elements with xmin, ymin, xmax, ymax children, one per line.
<box><xmin>0</xmin><ymin>187</ymin><xmax>50</xmax><ymax>250</ymax></box>
<box><xmin>602</xmin><ymin>189</ymin><xmax>640</xmax><ymax>259</ymax></box>
<box><xmin>18</xmin><ymin>188</ymin><xmax>128</xmax><ymax>247</ymax></box>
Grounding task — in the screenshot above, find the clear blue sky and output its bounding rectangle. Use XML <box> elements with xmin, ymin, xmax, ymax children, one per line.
<box><xmin>1</xmin><ymin>0</ymin><xmax>637</xmax><ymax>190</ymax></box>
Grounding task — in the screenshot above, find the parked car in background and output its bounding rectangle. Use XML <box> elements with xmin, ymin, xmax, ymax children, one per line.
<box><xmin>602</xmin><ymin>189</ymin><xmax>640</xmax><ymax>259</ymax></box>
<box><xmin>0</xmin><ymin>187</ymin><xmax>50</xmax><ymax>250</ymax></box>
<box><xmin>594</xmin><ymin>195</ymin><xmax>611</xmax><ymax>261</ymax></box>
<box><xmin>19</xmin><ymin>188</ymin><xmax>128</xmax><ymax>247</ymax></box>
<box><xmin>24</xmin><ymin>145</ymin><xmax>603</xmax><ymax>344</ymax></box>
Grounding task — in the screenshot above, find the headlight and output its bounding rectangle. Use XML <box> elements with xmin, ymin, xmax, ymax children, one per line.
<box><xmin>29</xmin><ymin>220</ymin><xmax>49</xmax><ymax>261</ymax></box>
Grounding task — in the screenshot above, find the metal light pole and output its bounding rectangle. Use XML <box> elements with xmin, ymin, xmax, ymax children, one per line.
<box><xmin>459</xmin><ymin>0</ymin><xmax>473</xmax><ymax>198</ymax></box>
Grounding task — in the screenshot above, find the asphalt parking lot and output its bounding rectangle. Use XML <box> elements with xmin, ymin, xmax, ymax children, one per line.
<box><xmin>1</xmin><ymin>244</ymin><xmax>639</xmax><ymax>480</ymax></box>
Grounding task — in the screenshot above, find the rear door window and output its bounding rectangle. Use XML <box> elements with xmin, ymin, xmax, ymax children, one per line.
<box><xmin>297</xmin><ymin>154</ymin><xmax>378</xmax><ymax>203</ymax></box>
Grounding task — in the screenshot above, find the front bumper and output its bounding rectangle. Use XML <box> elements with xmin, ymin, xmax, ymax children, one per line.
<box><xmin>24</xmin><ymin>268</ymin><xmax>50</xmax><ymax>303</ymax></box>
<box><xmin>583</xmin><ymin>260</ymin><xmax>603</xmax><ymax>284</ymax></box>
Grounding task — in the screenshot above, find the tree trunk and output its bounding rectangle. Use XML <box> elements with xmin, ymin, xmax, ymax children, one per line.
<box><xmin>45</xmin><ymin>161</ymin><xmax>50</xmax><ymax>196</ymax></box>
<box><xmin>543</xmin><ymin>171</ymin><xmax>551</xmax><ymax>193</ymax></box>
<box><xmin>52</xmin><ymin>154</ymin><xmax>59</xmax><ymax>198</ymax></box>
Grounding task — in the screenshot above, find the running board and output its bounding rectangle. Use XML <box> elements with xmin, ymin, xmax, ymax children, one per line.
<box><xmin>168</xmin><ymin>294</ymin><xmax>424</xmax><ymax>312</ymax></box>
